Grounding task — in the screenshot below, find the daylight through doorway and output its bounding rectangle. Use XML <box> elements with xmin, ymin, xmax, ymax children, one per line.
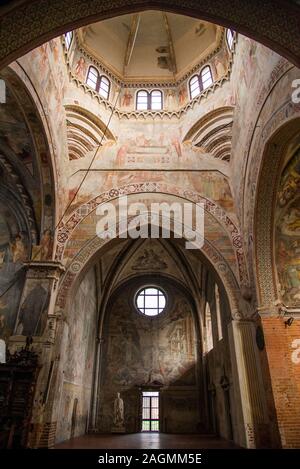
<box><xmin>142</xmin><ymin>392</ymin><xmax>159</xmax><ymax>432</ymax></box>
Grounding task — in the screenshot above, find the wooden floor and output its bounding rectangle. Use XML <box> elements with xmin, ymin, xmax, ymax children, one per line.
<box><xmin>55</xmin><ymin>433</ymin><xmax>239</xmax><ymax>449</ymax></box>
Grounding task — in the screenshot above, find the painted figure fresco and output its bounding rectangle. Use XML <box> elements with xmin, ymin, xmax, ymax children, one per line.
<box><xmin>276</xmin><ymin>149</ymin><xmax>300</xmax><ymax>306</ymax></box>
<box><xmin>0</xmin><ymin>205</ymin><xmax>28</xmax><ymax>340</ymax></box>
<box><xmin>16</xmin><ymin>283</ymin><xmax>50</xmax><ymax>336</ymax></box>
<box><xmin>98</xmin><ymin>280</ymin><xmax>198</xmax><ymax>432</ymax></box>
<box><xmin>74</xmin><ymin>56</ymin><xmax>87</xmax><ymax>81</ymax></box>
<box><xmin>102</xmin><ymin>286</ymin><xmax>195</xmax><ymax>386</ymax></box>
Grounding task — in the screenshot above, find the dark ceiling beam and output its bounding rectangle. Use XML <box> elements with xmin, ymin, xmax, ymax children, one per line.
<box><xmin>0</xmin><ymin>0</ymin><xmax>299</xmax><ymax>69</ymax></box>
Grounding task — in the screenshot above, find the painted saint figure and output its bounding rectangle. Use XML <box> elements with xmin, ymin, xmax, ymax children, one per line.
<box><xmin>40</xmin><ymin>229</ymin><xmax>53</xmax><ymax>260</ymax></box>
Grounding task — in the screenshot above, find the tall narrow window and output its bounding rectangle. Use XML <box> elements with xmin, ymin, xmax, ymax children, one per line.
<box><xmin>142</xmin><ymin>391</ymin><xmax>159</xmax><ymax>432</ymax></box>
<box><xmin>99</xmin><ymin>76</ymin><xmax>110</xmax><ymax>100</ymax></box>
<box><xmin>226</xmin><ymin>29</ymin><xmax>234</xmax><ymax>50</ymax></box>
<box><xmin>86</xmin><ymin>67</ymin><xmax>110</xmax><ymax>100</ymax></box>
<box><xmin>64</xmin><ymin>31</ymin><xmax>73</xmax><ymax>49</ymax></box>
<box><xmin>150</xmin><ymin>90</ymin><xmax>163</xmax><ymax>110</ymax></box>
<box><xmin>215</xmin><ymin>284</ymin><xmax>223</xmax><ymax>340</ymax></box>
<box><xmin>136</xmin><ymin>90</ymin><xmax>149</xmax><ymax>110</ymax></box>
<box><xmin>189</xmin><ymin>75</ymin><xmax>201</xmax><ymax>99</ymax></box>
<box><xmin>200</xmin><ymin>66</ymin><xmax>213</xmax><ymax>90</ymax></box>
<box><xmin>86</xmin><ymin>66</ymin><xmax>99</xmax><ymax>91</ymax></box>
<box><xmin>205</xmin><ymin>302</ymin><xmax>213</xmax><ymax>353</ymax></box>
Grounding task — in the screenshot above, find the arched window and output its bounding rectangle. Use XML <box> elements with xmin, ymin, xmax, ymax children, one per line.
<box><xmin>200</xmin><ymin>66</ymin><xmax>213</xmax><ymax>90</ymax></box>
<box><xmin>205</xmin><ymin>302</ymin><xmax>213</xmax><ymax>353</ymax></box>
<box><xmin>189</xmin><ymin>67</ymin><xmax>213</xmax><ymax>99</ymax></box>
<box><xmin>150</xmin><ymin>90</ymin><xmax>163</xmax><ymax>110</ymax></box>
<box><xmin>86</xmin><ymin>66</ymin><xmax>99</xmax><ymax>91</ymax></box>
<box><xmin>86</xmin><ymin>67</ymin><xmax>110</xmax><ymax>99</ymax></box>
<box><xmin>99</xmin><ymin>76</ymin><xmax>110</xmax><ymax>100</ymax></box>
<box><xmin>64</xmin><ymin>31</ymin><xmax>73</xmax><ymax>49</ymax></box>
<box><xmin>136</xmin><ymin>90</ymin><xmax>148</xmax><ymax>110</ymax></box>
<box><xmin>215</xmin><ymin>284</ymin><xmax>223</xmax><ymax>340</ymax></box>
<box><xmin>226</xmin><ymin>29</ymin><xmax>234</xmax><ymax>50</ymax></box>
<box><xmin>189</xmin><ymin>75</ymin><xmax>201</xmax><ymax>99</ymax></box>
<box><xmin>136</xmin><ymin>90</ymin><xmax>163</xmax><ymax>110</ymax></box>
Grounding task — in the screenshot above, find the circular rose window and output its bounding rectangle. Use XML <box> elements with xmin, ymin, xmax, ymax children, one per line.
<box><xmin>135</xmin><ymin>287</ymin><xmax>166</xmax><ymax>316</ymax></box>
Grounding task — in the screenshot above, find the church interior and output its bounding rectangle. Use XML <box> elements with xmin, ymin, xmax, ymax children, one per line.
<box><xmin>0</xmin><ymin>0</ymin><xmax>299</xmax><ymax>451</ymax></box>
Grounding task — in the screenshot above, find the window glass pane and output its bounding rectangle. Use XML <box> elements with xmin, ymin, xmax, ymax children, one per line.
<box><xmin>86</xmin><ymin>67</ymin><xmax>99</xmax><ymax>90</ymax></box>
<box><xmin>227</xmin><ymin>29</ymin><xmax>234</xmax><ymax>49</ymax></box>
<box><xmin>137</xmin><ymin>91</ymin><xmax>149</xmax><ymax>110</ymax></box>
<box><xmin>205</xmin><ymin>303</ymin><xmax>213</xmax><ymax>352</ymax></box>
<box><xmin>142</xmin><ymin>392</ymin><xmax>159</xmax><ymax>432</ymax></box>
<box><xmin>201</xmin><ymin>67</ymin><xmax>213</xmax><ymax>90</ymax></box>
<box><xmin>65</xmin><ymin>31</ymin><xmax>73</xmax><ymax>49</ymax></box>
<box><xmin>190</xmin><ymin>76</ymin><xmax>200</xmax><ymax>98</ymax></box>
<box><xmin>150</xmin><ymin>91</ymin><xmax>162</xmax><ymax>110</ymax></box>
<box><xmin>136</xmin><ymin>288</ymin><xmax>166</xmax><ymax>316</ymax></box>
<box><xmin>99</xmin><ymin>76</ymin><xmax>110</xmax><ymax>99</ymax></box>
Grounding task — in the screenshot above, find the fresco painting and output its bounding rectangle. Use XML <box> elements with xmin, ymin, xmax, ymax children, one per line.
<box><xmin>276</xmin><ymin>149</ymin><xmax>300</xmax><ymax>306</ymax></box>
<box><xmin>56</xmin><ymin>268</ymin><xmax>98</xmax><ymax>442</ymax></box>
<box><xmin>15</xmin><ymin>280</ymin><xmax>50</xmax><ymax>336</ymax></box>
<box><xmin>98</xmin><ymin>278</ymin><xmax>198</xmax><ymax>432</ymax></box>
<box><xmin>0</xmin><ymin>205</ymin><xmax>28</xmax><ymax>340</ymax></box>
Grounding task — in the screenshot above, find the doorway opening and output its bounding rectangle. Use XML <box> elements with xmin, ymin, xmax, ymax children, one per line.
<box><xmin>141</xmin><ymin>391</ymin><xmax>159</xmax><ymax>432</ymax></box>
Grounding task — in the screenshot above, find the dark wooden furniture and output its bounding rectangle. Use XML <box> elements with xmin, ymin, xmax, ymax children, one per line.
<box><xmin>0</xmin><ymin>342</ymin><xmax>39</xmax><ymax>448</ymax></box>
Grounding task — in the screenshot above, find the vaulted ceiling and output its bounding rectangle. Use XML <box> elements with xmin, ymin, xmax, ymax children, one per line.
<box><xmin>77</xmin><ymin>11</ymin><xmax>222</xmax><ymax>81</ymax></box>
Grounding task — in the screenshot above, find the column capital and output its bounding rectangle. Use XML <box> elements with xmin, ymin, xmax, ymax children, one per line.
<box><xmin>23</xmin><ymin>261</ymin><xmax>65</xmax><ymax>280</ymax></box>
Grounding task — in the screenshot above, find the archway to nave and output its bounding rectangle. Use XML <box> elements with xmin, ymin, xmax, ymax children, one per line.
<box><xmin>45</xmin><ymin>202</ymin><xmax>281</xmax><ymax>449</ymax></box>
<box><xmin>0</xmin><ymin>0</ymin><xmax>299</xmax><ymax>69</ymax></box>
<box><xmin>0</xmin><ymin>1</ymin><xmax>299</xmax><ymax>452</ymax></box>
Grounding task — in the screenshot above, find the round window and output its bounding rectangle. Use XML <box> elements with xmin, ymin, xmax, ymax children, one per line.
<box><xmin>135</xmin><ymin>287</ymin><xmax>166</xmax><ymax>317</ymax></box>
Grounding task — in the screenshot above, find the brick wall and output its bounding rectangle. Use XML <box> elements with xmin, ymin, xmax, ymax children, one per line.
<box><xmin>261</xmin><ymin>317</ymin><xmax>300</xmax><ymax>448</ymax></box>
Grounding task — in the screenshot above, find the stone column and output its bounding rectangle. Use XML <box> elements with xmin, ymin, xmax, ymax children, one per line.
<box><xmin>89</xmin><ymin>337</ymin><xmax>103</xmax><ymax>432</ymax></box>
<box><xmin>8</xmin><ymin>261</ymin><xmax>65</xmax><ymax>448</ymax></box>
<box><xmin>228</xmin><ymin>320</ymin><xmax>269</xmax><ymax>448</ymax></box>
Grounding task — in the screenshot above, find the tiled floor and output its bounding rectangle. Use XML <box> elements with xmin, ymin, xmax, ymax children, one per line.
<box><xmin>55</xmin><ymin>433</ymin><xmax>239</xmax><ymax>449</ymax></box>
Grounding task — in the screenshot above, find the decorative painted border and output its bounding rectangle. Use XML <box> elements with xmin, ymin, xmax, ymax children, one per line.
<box><xmin>55</xmin><ymin>182</ymin><xmax>248</xmax><ymax>284</ymax></box>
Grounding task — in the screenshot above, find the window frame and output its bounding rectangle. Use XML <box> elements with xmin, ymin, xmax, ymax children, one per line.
<box><xmin>150</xmin><ymin>89</ymin><xmax>163</xmax><ymax>111</ymax></box>
<box><xmin>189</xmin><ymin>74</ymin><xmax>201</xmax><ymax>99</ymax></box>
<box><xmin>200</xmin><ymin>65</ymin><xmax>213</xmax><ymax>91</ymax></box>
<box><xmin>135</xmin><ymin>286</ymin><xmax>167</xmax><ymax>317</ymax></box>
<box><xmin>86</xmin><ymin>66</ymin><xmax>110</xmax><ymax>100</ymax></box>
<box><xmin>226</xmin><ymin>29</ymin><xmax>235</xmax><ymax>50</ymax></box>
<box><xmin>189</xmin><ymin>65</ymin><xmax>213</xmax><ymax>99</ymax></box>
<box><xmin>205</xmin><ymin>302</ymin><xmax>214</xmax><ymax>353</ymax></box>
<box><xmin>141</xmin><ymin>391</ymin><xmax>160</xmax><ymax>432</ymax></box>
<box><xmin>64</xmin><ymin>31</ymin><xmax>73</xmax><ymax>50</ymax></box>
<box><xmin>136</xmin><ymin>89</ymin><xmax>149</xmax><ymax>111</ymax></box>
<box><xmin>98</xmin><ymin>75</ymin><xmax>111</xmax><ymax>100</ymax></box>
<box><xmin>136</xmin><ymin>89</ymin><xmax>163</xmax><ymax>111</ymax></box>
